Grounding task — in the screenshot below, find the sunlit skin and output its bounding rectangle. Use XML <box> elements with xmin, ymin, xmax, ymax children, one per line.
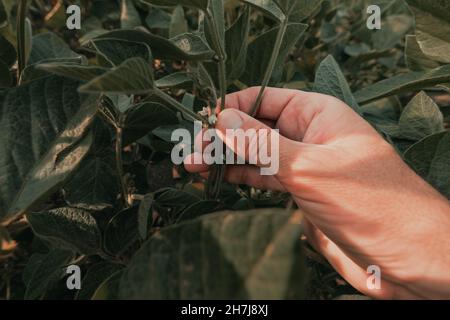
<box><xmin>184</xmin><ymin>87</ymin><xmax>450</xmax><ymax>300</ymax></box>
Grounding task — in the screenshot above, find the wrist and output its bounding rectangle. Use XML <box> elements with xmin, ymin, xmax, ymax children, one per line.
<box><xmin>396</xmin><ymin>192</ymin><xmax>450</xmax><ymax>299</ymax></box>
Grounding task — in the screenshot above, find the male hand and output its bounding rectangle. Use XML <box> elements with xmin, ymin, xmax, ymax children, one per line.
<box><xmin>184</xmin><ymin>87</ymin><xmax>450</xmax><ymax>299</ymax></box>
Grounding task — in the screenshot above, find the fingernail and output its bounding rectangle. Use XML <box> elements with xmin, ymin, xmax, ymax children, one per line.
<box><xmin>218</xmin><ymin>109</ymin><xmax>243</xmax><ymax>129</ymax></box>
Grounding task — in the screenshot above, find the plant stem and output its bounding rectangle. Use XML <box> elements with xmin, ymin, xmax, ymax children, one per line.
<box><xmin>217</xmin><ymin>59</ymin><xmax>227</xmax><ymax>111</ymax></box>
<box><xmin>204</xmin><ymin>10</ymin><xmax>228</xmax><ymax>200</ymax></box>
<box><xmin>115</xmin><ymin>125</ymin><xmax>129</xmax><ymax>208</ymax></box>
<box><xmin>205</xmin><ymin>164</ymin><xmax>226</xmax><ymax>200</ymax></box>
<box><xmin>17</xmin><ymin>0</ymin><xmax>28</xmax><ymax>81</ymax></box>
<box><xmin>205</xmin><ymin>10</ymin><xmax>227</xmax><ymax>112</ymax></box>
<box><xmin>250</xmin><ymin>18</ymin><xmax>288</xmax><ymax>117</ymax></box>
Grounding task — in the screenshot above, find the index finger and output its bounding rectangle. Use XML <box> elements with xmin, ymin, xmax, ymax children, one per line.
<box><xmin>222</xmin><ymin>87</ymin><xmax>305</xmax><ymax>121</ymax></box>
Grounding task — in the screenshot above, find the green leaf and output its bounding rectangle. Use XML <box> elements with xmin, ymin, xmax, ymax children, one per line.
<box><xmin>92</xmin><ymin>270</ymin><xmax>124</xmax><ymax>300</ymax></box>
<box><xmin>79</xmin><ymin>58</ymin><xmax>154</xmax><ymax>94</ymax></box>
<box><xmin>28</xmin><ymin>33</ymin><xmax>79</xmax><ymax>66</ymax></box>
<box><xmin>398</xmin><ymin>91</ymin><xmax>445</xmax><ymax>141</ymax></box>
<box><xmin>405</xmin><ymin>132</ymin><xmax>450</xmax><ymax>199</ymax></box>
<box><xmin>405</xmin><ymin>35</ymin><xmax>440</xmax><ymax>71</ymax></box>
<box><xmin>169</xmin><ymin>6</ymin><xmax>188</xmax><ymax>38</ymax></box>
<box><xmin>94</xmin><ymin>30</ymin><xmax>215</xmax><ymax>61</ymax></box>
<box><xmin>243</xmin><ymin>0</ymin><xmax>322</xmax><ymax>23</ymax></box>
<box><xmin>240</xmin><ymin>23</ymin><xmax>308</xmax><ymax>86</ymax></box>
<box><xmin>225</xmin><ymin>7</ymin><xmax>250</xmax><ymax>83</ymax></box>
<box><xmin>22</xmin><ymin>253</ymin><xmax>46</xmax><ymax>287</ymax></box>
<box><xmin>138</xmin><ymin>193</ymin><xmax>154</xmax><ymax>240</ymax></box>
<box><xmin>0</xmin><ymin>59</ymin><xmax>12</xmax><ymax>87</ymax></box>
<box><xmin>91</xmin><ymin>38</ymin><xmax>152</xmax><ymax>67</ymax></box>
<box><xmin>24</xmin><ymin>249</ymin><xmax>74</xmax><ymax>300</ymax></box>
<box><xmin>0</xmin><ymin>76</ymin><xmax>99</xmax><ymax>222</ymax></box>
<box><xmin>121</xmin><ymin>0</ymin><xmax>141</xmax><ymax>29</ymax></box>
<box><xmin>27</xmin><ymin>207</ymin><xmax>102</xmax><ymax>255</ymax></box>
<box><xmin>177</xmin><ymin>200</ymin><xmax>221</xmax><ymax>222</ymax></box>
<box><xmin>204</xmin><ymin>0</ymin><xmax>226</xmax><ymax>56</ymax></box>
<box><xmin>64</xmin><ymin>120</ymin><xmax>119</xmax><ymax>208</ymax></box>
<box><xmin>281</xmin><ymin>0</ymin><xmax>324</xmax><ymax>22</ymax></box>
<box><xmin>406</xmin><ymin>0</ymin><xmax>450</xmax><ymax>64</ymax></box>
<box><xmin>242</xmin><ymin>0</ymin><xmax>286</xmax><ymax>22</ymax></box>
<box><xmin>314</xmin><ymin>55</ymin><xmax>360</xmax><ymax>113</ymax></box>
<box><xmin>155</xmin><ymin>72</ymin><xmax>193</xmax><ymax>89</ymax></box>
<box><xmin>371</xmin><ymin>14</ymin><xmax>413</xmax><ymax>51</ymax></box>
<box><xmin>104</xmin><ymin>206</ymin><xmax>139</xmax><ymax>256</ymax></box>
<box><xmin>0</xmin><ymin>1</ymin><xmax>8</xmax><ymax>28</ymax></box>
<box><xmin>76</xmin><ymin>262</ymin><xmax>124</xmax><ymax>300</ymax></box>
<box><xmin>37</xmin><ymin>63</ymin><xmax>108</xmax><ymax>82</ymax></box>
<box><xmin>0</xmin><ymin>34</ymin><xmax>16</xmax><ymax>67</ymax></box>
<box><xmin>119</xmin><ymin>209</ymin><xmax>306</xmax><ymax>299</ymax></box>
<box><xmin>154</xmin><ymin>187</ymin><xmax>202</xmax><ymax>224</ymax></box>
<box><xmin>123</xmin><ymin>102</ymin><xmax>179</xmax><ymax>145</ymax></box>
<box><xmin>141</xmin><ymin>0</ymin><xmax>209</xmax><ymax>11</ymax></box>
<box><xmin>355</xmin><ymin>64</ymin><xmax>450</xmax><ymax>104</ymax></box>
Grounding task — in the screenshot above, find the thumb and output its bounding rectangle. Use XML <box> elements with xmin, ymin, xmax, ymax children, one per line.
<box><xmin>216</xmin><ymin>108</ymin><xmax>296</xmax><ymax>176</ymax></box>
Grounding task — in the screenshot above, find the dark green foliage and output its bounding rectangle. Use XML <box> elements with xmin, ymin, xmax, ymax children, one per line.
<box><xmin>0</xmin><ymin>0</ymin><xmax>449</xmax><ymax>301</ymax></box>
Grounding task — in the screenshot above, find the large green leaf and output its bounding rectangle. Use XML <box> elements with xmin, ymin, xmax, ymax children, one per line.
<box><xmin>64</xmin><ymin>120</ymin><xmax>119</xmax><ymax>208</ymax></box>
<box><xmin>240</xmin><ymin>23</ymin><xmax>308</xmax><ymax>86</ymax></box>
<box><xmin>27</xmin><ymin>207</ymin><xmax>102</xmax><ymax>255</ymax></box>
<box><xmin>37</xmin><ymin>63</ymin><xmax>108</xmax><ymax>82</ymax></box>
<box><xmin>21</xmin><ymin>57</ymin><xmax>88</xmax><ymax>84</ymax></box>
<box><xmin>91</xmin><ymin>39</ymin><xmax>152</xmax><ymax>67</ymax></box>
<box><xmin>28</xmin><ymin>33</ymin><xmax>80</xmax><ymax>66</ymax></box>
<box><xmin>155</xmin><ymin>72</ymin><xmax>193</xmax><ymax>89</ymax></box>
<box><xmin>76</xmin><ymin>262</ymin><xmax>124</xmax><ymax>300</ymax></box>
<box><xmin>152</xmin><ymin>188</ymin><xmax>202</xmax><ymax>224</ymax></box>
<box><xmin>104</xmin><ymin>206</ymin><xmax>139</xmax><ymax>256</ymax></box>
<box><xmin>314</xmin><ymin>55</ymin><xmax>360</xmax><ymax>113</ymax></box>
<box><xmin>379</xmin><ymin>92</ymin><xmax>444</xmax><ymax>141</ymax></box>
<box><xmin>243</xmin><ymin>0</ymin><xmax>322</xmax><ymax>22</ymax></box>
<box><xmin>79</xmin><ymin>58</ymin><xmax>154</xmax><ymax>94</ymax></box>
<box><xmin>407</xmin><ymin>0</ymin><xmax>450</xmax><ymax>64</ymax></box>
<box><xmin>0</xmin><ymin>1</ymin><xmax>7</xmax><ymax>28</ymax></box>
<box><xmin>225</xmin><ymin>7</ymin><xmax>250</xmax><ymax>83</ymax></box>
<box><xmin>0</xmin><ymin>34</ymin><xmax>16</xmax><ymax>67</ymax></box>
<box><xmin>142</xmin><ymin>0</ymin><xmax>209</xmax><ymax>10</ymax></box>
<box><xmin>276</xmin><ymin>0</ymin><xmax>324</xmax><ymax>22</ymax></box>
<box><xmin>123</xmin><ymin>102</ymin><xmax>179</xmax><ymax>145</ymax></box>
<box><xmin>405</xmin><ymin>35</ymin><xmax>440</xmax><ymax>71</ymax></box>
<box><xmin>372</xmin><ymin>14</ymin><xmax>413</xmax><ymax>51</ymax></box>
<box><xmin>94</xmin><ymin>30</ymin><xmax>215</xmax><ymax>61</ymax></box>
<box><xmin>405</xmin><ymin>132</ymin><xmax>450</xmax><ymax>199</ymax></box>
<box><xmin>92</xmin><ymin>270</ymin><xmax>124</xmax><ymax>300</ymax></box>
<box><xmin>204</xmin><ymin>0</ymin><xmax>225</xmax><ymax>56</ymax></box>
<box><xmin>242</xmin><ymin>0</ymin><xmax>286</xmax><ymax>22</ymax></box>
<box><xmin>119</xmin><ymin>209</ymin><xmax>305</xmax><ymax>299</ymax></box>
<box><xmin>355</xmin><ymin>64</ymin><xmax>450</xmax><ymax>104</ymax></box>
<box><xmin>24</xmin><ymin>249</ymin><xmax>74</xmax><ymax>300</ymax></box>
<box><xmin>0</xmin><ymin>59</ymin><xmax>11</xmax><ymax>87</ymax></box>
<box><xmin>398</xmin><ymin>91</ymin><xmax>445</xmax><ymax>141</ymax></box>
<box><xmin>0</xmin><ymin>76</ymin><xmax>99</xmax><ymax>222</ymax></box>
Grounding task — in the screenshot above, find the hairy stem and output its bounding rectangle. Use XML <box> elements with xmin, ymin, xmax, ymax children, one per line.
<box><xmin>217</xmin><ymin>59</ymin><xmax>227</xmax><ymax>111</ymax></box>
<box><xmin>17</xmin><ymin>0</ymin><xmax>28</xmax><ymax>81</ymax></box>
<box><xmin>205</xmin><ymin>10</ymin><xmax>227</xmax><ymax>112</ymax></box>
<box><xmin>204</xmin><ymin>10</ymin><xmax>228</xmax><ymax>200</ymax></box>
<box><xmin>115</xmin><ymin>125</ymin><xmax>129</xmax><ymax>208</ymax></box>
<box><xmin>250</xmin><ymin>18</ymin><xmax>288</xmax><ymax>117</ymax></box>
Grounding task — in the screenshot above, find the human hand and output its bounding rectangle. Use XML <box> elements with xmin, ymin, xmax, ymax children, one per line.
<box><xmin>184</xmin><ymin>87</ymin><xmax>450</xmax><ymax>299</ymax></box>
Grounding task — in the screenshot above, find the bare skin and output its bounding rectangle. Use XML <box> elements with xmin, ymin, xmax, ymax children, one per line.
<box><xmin>184</xmin><ymin>87</ymin><xmax>450</xmax><ymax>299</ymax></box>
